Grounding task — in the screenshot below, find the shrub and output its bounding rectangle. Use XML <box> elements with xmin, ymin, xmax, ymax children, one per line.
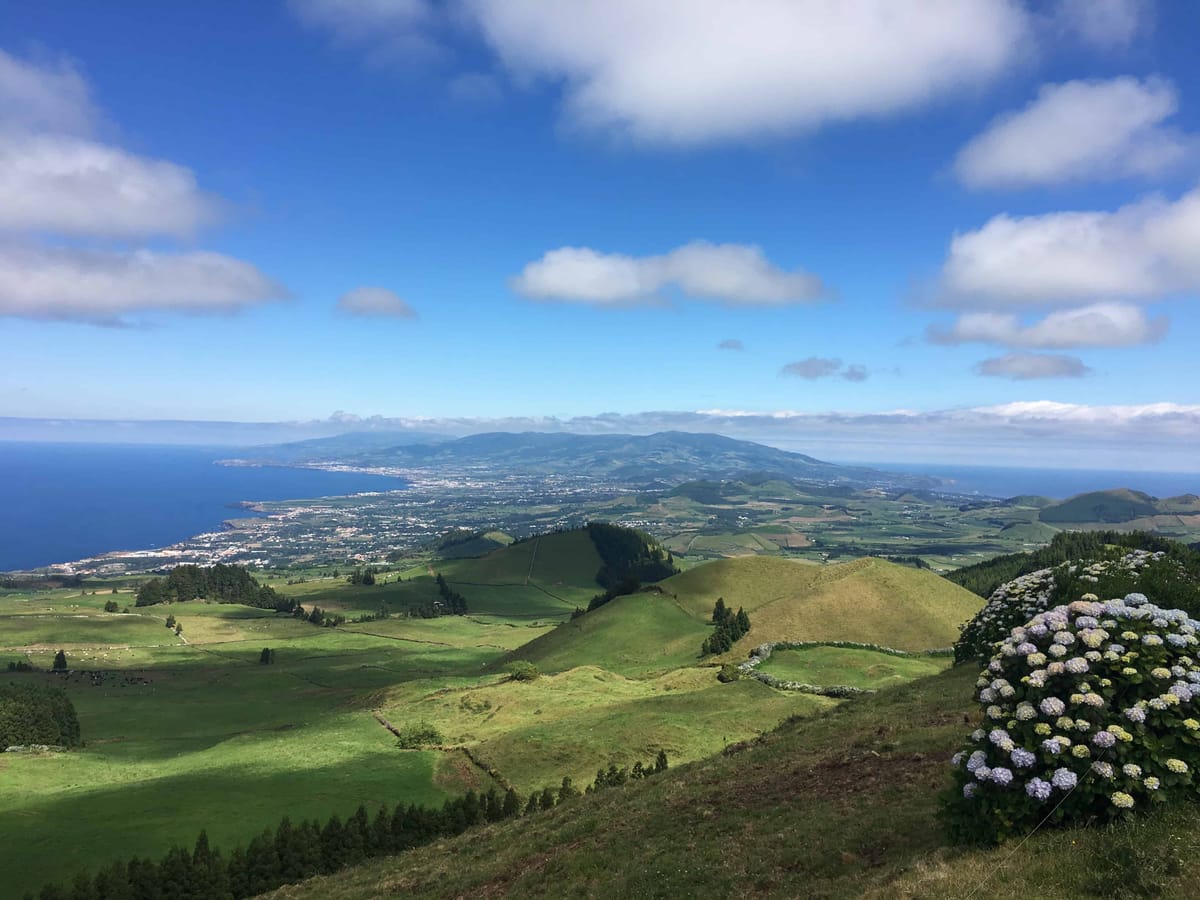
<box><xmin>394</xmin><ymin>723</ymin><xmax>443</xmax><ymax>749</ymax></box>
<box><xmin>506</xmin><ymin>660</ymin><xmax>541</xmax><ymax>682</ymax></box>
<box><xmin>943</xmin><ymin>592</ymin><xmax>1200</xmax><ymax>844</ymax></box>
<box><xmin>954</xmin><ymin>549</ymin><xmax>1198</xmax><ymax>664</ymax></box>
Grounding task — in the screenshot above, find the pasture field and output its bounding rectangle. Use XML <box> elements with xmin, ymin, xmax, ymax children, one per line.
<box><xmin>511</xmin><ymin>557</ymin><xmax>984</xmax><ymax>680</ymax></box>
<box><xmin>756</xmin><ymin>645</ymin><xmax>952</xmax><ymax>689</ymax></box>
<box><xmin>1</xmin><ymin>545</ymin><xmax>983</xmax><ymax>898</ymax></box>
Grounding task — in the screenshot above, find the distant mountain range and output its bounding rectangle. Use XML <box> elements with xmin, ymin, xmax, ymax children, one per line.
<box><xmin>234</xmin><ymin>430</ymin><xmax>945</xmax><ymax>491</ymax></box>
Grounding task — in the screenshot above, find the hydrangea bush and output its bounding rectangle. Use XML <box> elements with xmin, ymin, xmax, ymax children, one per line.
<box><xmin>954</xmin><ymin>550</ymin><xmax>1171</xmax><ymax>664</ymax></box>
<box><xmin>943</xmin><ymin>592</ymin><xmax>1200</xmax><ymax>844</ymax></box>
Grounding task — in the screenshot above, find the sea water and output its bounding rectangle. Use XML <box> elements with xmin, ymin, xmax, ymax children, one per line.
<box><xmin>0</xmin><ymin>442</ymin><xmax>407</xmax><ymax>571</ymax></box>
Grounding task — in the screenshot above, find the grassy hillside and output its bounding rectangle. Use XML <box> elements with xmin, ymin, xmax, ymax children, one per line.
<box><xmin>438</xmin><ymin>529</ymin><xmax>604</xmax><ymax>617</ymax></box>
<box><xmin>513</xmin><ymin>557</ymin><xmax>981</xmax><ymax>678</ymax></box>
<box><xmin>1039</xmin><ymin>488</ymin><xmax>1161</xmax><ymax>523</ymax></box>
<box><xmin>264</xmin><ymin>663</ymin><xmax>1200</xmax><ymax>899</ymax></box>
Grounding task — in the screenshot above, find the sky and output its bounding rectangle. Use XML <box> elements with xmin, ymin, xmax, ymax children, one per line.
<box><xmin>1</xmin><ymin>0</ymin><xmax>1199</xmax><ymax>468</ymax></box>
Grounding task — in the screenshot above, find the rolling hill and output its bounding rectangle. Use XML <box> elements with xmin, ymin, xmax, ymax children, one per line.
<box><xmin>1039</xmin><ymin>488</ymin><xmax>1162</xmax><ymax>523</ymax></box>
<box><xmin>507</xmin><ymin>556</ymin><xmax>983</xmax><ymax>676</ymax></box>
<box><xmin>266</xmin><ymin>661</ymin><xmax>1200</xmax><ymax>900</ymax></box>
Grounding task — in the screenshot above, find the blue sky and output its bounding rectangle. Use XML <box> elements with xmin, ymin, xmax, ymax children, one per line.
<box><xmin>2</xmin><ymin>1</ymin><xmax>1199</xmax><ymax>467</ymax></box>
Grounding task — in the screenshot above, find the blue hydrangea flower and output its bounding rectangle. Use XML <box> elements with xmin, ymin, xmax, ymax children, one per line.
<box><xmin>1010</xmin><ymin>748</ymin><xmax>1036</xmax><ymax>768</ymax></box>
<box><xmin>1051</xmin><ymin>768</ymin><xmax>1078</xmax><ymax>790</ymax></box>
<box><xmin>1025</xmin><ymin>778</ymin><xmax>1052</xmax><ymax>801</ymax></box>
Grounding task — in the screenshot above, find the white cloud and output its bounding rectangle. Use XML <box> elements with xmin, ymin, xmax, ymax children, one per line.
<box><xmin>1053</xmin><ymin>0</ymin><xmax>1148</xmax><ymax>49</ymax></box>
<box><xmin>337</xmin><ymin>286</ymin><xmax>417</xmax><ymax>318</ymax></box>
<box><xmin>955</xmin><ymin>77</ymin><xmax>1192</xmax><ymax>188</ymax></box>
<box><xmin>0</xmin><ymin>49</ymin><xmax>95</xmax><ymax>134</ymax></box>
<box><xmin>0</xmin><ymin>133</ymin><xmax>221</xmax><ymax>238</ymax></box>
<box><xmin>975</xmin><ymin>352</ymin><xmax>1091</xmax><ymax>379</ymax></box>
<box><xmin>465</xmin><ymin>0</ymin><xmax>1030</xmax><ymax>145</ymax></box>
<box><xmin>512</xmin><ymin>241</ymin><xmax>825</xmax><ymax>306</ymax></box>
<box><xmin>937</xmin><ymin>186</ymin><xmax>1200</xmax><ymax>308</ymax></box>
<box><xmin>929</xmin><ymin>303</ymin><xmax>1168</xmax><ymax>348</ymax></box>
<box><xmin>0</xmin><ymin>246</ymin><xmax>287</xmax><ymax>323</ymax></box>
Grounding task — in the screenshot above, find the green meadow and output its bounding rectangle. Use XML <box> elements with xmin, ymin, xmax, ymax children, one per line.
<box><xmin>1</xmin><ymin>533</ymin><xmax>984</xmax><ymax>899</ymax></box>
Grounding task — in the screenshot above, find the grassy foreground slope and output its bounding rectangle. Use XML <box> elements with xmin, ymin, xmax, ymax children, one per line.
<box><xmin>266</xmin><ymin>663</ymin><xmax>1200</xmax><ymax>900</ymax></box>
<box><xmin>512</xmin><ymin>557</ymin><xmax>982</xmax><ymax>676</ymax></box>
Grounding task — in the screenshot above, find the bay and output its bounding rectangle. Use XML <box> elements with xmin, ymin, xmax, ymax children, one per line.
<box><xmin>0</xmin><ymin>442</ymin><xmax>407</xmax><ymax>571</ymax></box>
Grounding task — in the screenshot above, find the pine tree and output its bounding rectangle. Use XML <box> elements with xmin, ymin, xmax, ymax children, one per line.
<box><xmin>656</xmin><ymin>749</ymin><xmax>669</xmax><ymax>772</ymax></box>
<box><xmin>711</xmin><ymin>597</ymin><xmax>727</xmax><ymax>624</ymax></box>
<box><xmin>557</xmin><ymin>776</ymin><xmax>580</xmax><ymax>803</ymax></box>
<box><xmin>502</xmin><ymin>788</ymin><xmax>521</xmax><ymax>818</ymax></box>
<box><xmin>52</xmin><ymin>650</ymin><xmax>67</xmax><ymax>671</ymax></box>
<box><xmin>539</xmin><ymin>787</ymin><xmax>556</xmax><ymax>810</ymax></box>
<box><xmin>525</xmin><ymin>792</ymin><xmax>540</xmax><ymax>815</ymax></box>
<box><xmin>319</xmin><ymin>816</ymin><xmax>346</xmax><ymax>875</ymax></box>
<box><xmin>371</xmin><ymin>807</ymin><xmax>393</xmax><ymax>855</ymax></box>
<box><xmin>483</xmin><ymin>788</ymin><xmax>504</xmax><ymax>823</ymax></box>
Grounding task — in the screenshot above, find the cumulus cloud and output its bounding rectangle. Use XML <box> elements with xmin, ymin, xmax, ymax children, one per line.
<box><xmin>936</xmin><ymin>186</ymin><xmax>1200</xmax><ymax>308</ymax></box>
<box><xmin>929</xmin><ymin>303</ymin><xmax>1168</xmax><ymax>348</ymax></box>
<box><xmin>975</xmin><ymin>352</ymin><xmax>1091</xmax><ymax>380</ymax></box>
<box><xmin>294</xmin><ymin>1</ymin><xmax>1030</xmax><ymax>145</ymax></box>
<box><xmin>0</xmin><ymin>49</ymin><xmax>96</xmax><ymax>134</ymax></box>
<box><xmin>1053</xmin><ymin>0</ymin><xmax>1148</xmax><ymax>49</ymax></box>
<box><xmin>0</xmin><ymin>47</ymin><xmax>283</xmax><ymax>324</ymax></box>
<box><xmin>781</xmin><ymin>358</ymin><xmax>869</xmax><ymax>381</ymax></box>
<box><xmin>512</xmin><ymin>241</ymin><xmax>825</xmax><ymax>306</ymax></box>
<box><xmin>0</xmin><ymin>133</ymin><xmax>221</xmax><ymax>238</ymax></box>
<box><xmin>0</xmin><ymin>246</ymin><xmax>287</xmax><ymax>324</ymax></box>
<box><xmin>464</xmin><ymin>0</ymin><xmax>1030</xmax><ymax>145</ymax></box>
<box><xmin>717</xmin><ymin>338</ymin><xmax>744</xmax><ymax>351</ymax></box>
<box><xmin>336</xmin><ymin>286</ymin><xmax>417</xmax><ymax>318</ymax></box>
<box><xmin>955</xmin><ymin>77</ymin><xmax>1193</xmax><ymax>189</ymax></box>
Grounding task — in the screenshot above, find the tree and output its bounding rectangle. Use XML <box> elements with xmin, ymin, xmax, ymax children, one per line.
<box><xmin>103</xmin><ymin>600</ymin><xmax>119</xmax><ymax>613</ymax></box>
<box><xmin>52</xmin><ymin>650</ymin><xmax>67</xmax><ymax>671</ymax></box>
<box><xmin>712</xmin><ymin>597</ymin><xmax>727</xmax><ymax>624</ymax></box>
<box><xmin>502</xmin><ymin>788</ymin><xmax>522</xmax><ymax>818</ymax></box>
<box><xmin>656</xmin><ymin>749</ymin><xmax>669</xmax><ymax>772</ymax></box>
<box><xmin>259</xmin><ymin>647</ymin><xmax>275</xmax><ymax>665</ymax></box>
<box><xmin>557</xmin><ymin>776</ymin><xmax>580</xmax><ymax>803</ymax></box>
<box><xmin>538</xmin><ymin>787</ymin><xmax>556</xmax><ymax>810</ymax></box>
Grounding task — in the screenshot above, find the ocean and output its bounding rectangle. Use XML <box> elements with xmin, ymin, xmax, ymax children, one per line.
<box><xmin>0</xmin><ymin>442</ymin><xmax>407</xmax><ymax>572</ymax></box>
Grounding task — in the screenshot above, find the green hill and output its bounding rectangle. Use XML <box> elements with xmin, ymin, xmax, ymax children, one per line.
<box><xmin>509</xmin><ymin>556</ymin><xmax>983</xmax><ymax>676</ymax></box>
<box><xmin>1039</xmin><ymin>488</ymin><xmax>1160</xmax><ymax>523</ymax></box>
<box><xmin>265</xmin><ymin>661</ymin><xmax>1200</xmax><ymax>900</ymax></box>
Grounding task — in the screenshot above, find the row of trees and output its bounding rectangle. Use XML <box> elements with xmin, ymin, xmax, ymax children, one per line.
<box><xmin>433</xmin><ymin>574</ymin><xmax>468</xmax><ymax>616</ymax></box>
<box><xmin>31</xmin><ymin>751</ymin><xmax>669</xmax><ymax>900</ymax></box>
<box><xmin>701</xmin><ymin>598</ymin><xmax>751</xmax><ymax>655</ymax></box>
<box><xmin>135</xmin><ymin>565</ymin><xmax>294</xmax><ymax>612</ymax></box>
<box><xmin>945</xmin><ymin>530</ymin><xmax>1198</xmax><ymax>599</ymax></box>
<box><xmin>586</xmin><ymin>522</ymin><xmax>678</xmax><ymax>591</ymax></box>
<box><xmin>0</xmin><ymin>681</ymin><xmax>81</xmax><ymax>748</ymax></box>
